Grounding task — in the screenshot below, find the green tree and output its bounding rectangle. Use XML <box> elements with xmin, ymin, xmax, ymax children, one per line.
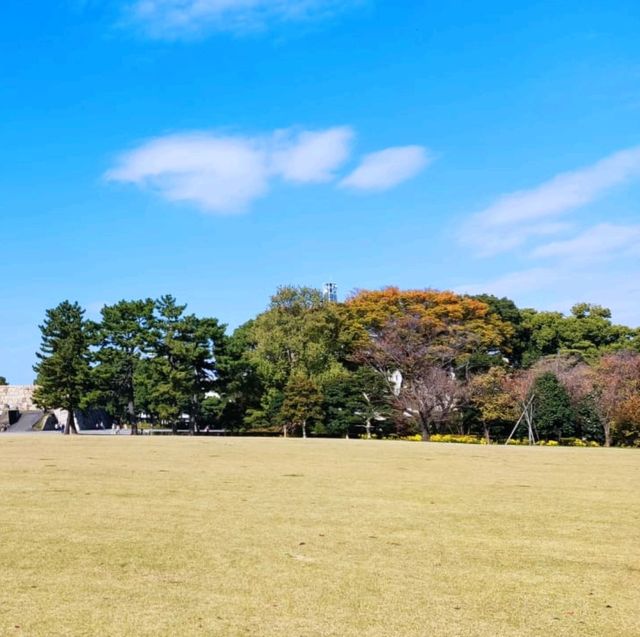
<box><xmin>33</xmin><ymin>301</ymin><xmax>91</xmax><ymax>434</ymax></box>
<box><xmin>469</xmin><ymin>367</ymin><xmax>517</xmax><ymax>442</ymax></box>
<box><xmin>530</xmin><ymin>372</ymin><xmax>575</xmax><ymax>441</ymax></box>
<box><xmin>245</xmin><ymin>387</ymin><xmax>284</xmax><ymax>432</ymax></box>
<box><xmin>0</xmin><ymin>376</ymin><xmax>7</xmax><ymax>385</ymax></box>
<box><xmin>472</xmin><ymin>294</ymin><xmax>527</xmax><ymax>367</ymax></box>
<box><xmin>321</xmin><ymin>375</ymin><xmax>357</xmax><ymax>437</ymax></box>
<box><xmin>322</xmin><ymin>367</ymin><xmax>390</xmax><ymax>438</ymax></box>
<box><xmin>520</xmin><ymin>304</ymin><xmax>633</xmax><ymax>366</ymax></box>
<box><xmin>211</xmin><ymin>321</ymin><xmax>263</xmax><ymax>431</ymax></box>
<box><xmin>573</xmin><ymin>394</ymin><xmax>605</xmax><ymax>443</ymax></box>
<box><xmin>89</xmin><ymin>298</ymin><xmax>155</xmax><ymax>434</ymax></box>
<box><xmin>249</xmin><ymin>286</ymin><xmax>347</xmax><ymax>384</ymax></box>
<box><xmin>520</xmin><ymin>310</ymin><xmax>565</xmax><ymax>366</ymax></box>
<box><xmin>279</xmin><ymin>374</ymin><xmax>324</xmax><ymax>438</ymax></box>
<box><xmin>139</xmin><ymin>296</ymin><xmax>226</xmax><ymax>432</ymax></box>
<box><xmin>560</xmin><ymin>304</ymin><xmax>633</xmax><ymax>360</ymax></box>
<box><xmin>246</xmin><ymin>286</ymin><xmax>348</xmax><ymax>427</ymax></box>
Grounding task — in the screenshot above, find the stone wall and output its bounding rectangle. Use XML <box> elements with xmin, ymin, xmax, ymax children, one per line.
<box><xmin>0</xmin><ymin>385</ymin><xmax>112</xmax><ymax>430</ymax></box>
<box><xmin>0</xmin><ymin>385</ymin><xmax>37</xmax><ymax>411</ymax></box>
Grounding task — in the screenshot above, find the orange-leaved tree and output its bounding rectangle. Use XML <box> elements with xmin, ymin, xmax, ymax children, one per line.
<box><xmin>345</xmin><ymin>287</ymin><xmax>513</xmax><ymax>370</ymax></box>
<box><xmin>346</xmin><ymin>288</ymin><xmax>513</xmax><ymax>440</ymax></box>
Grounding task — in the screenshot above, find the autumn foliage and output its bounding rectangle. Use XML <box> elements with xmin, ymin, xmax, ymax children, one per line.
<box><xmin>30</xmin><ymin>287</ymin><xmax>640</xmax><ymax>445</ymax></box>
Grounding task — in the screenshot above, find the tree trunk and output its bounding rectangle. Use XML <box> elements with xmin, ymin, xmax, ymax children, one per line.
<box><xmin>483</xmin><ymin>422</ymin><xmax>491</xmax><ymax>444</ymax></box>
<box><xmin>419</xmin><ymin>412</ymin><xmax>431</xmax><ymax>441</ymax></box>
<box><xmin>365</xmin><ymin>418</ymin><xmax>372</xmax><ymax>439</ymax></box>
<box><xmin>604</xmin><ymin>422</ymin><xmax>611</xmax><ymax>447</ymax></box>
<box><xmin>283</xmin><ymin>424</ymin><xmax>288</xmax><ymax>438</ymax></box>
<box><xmin>127</xmin><ymin>400</ymin><xmax>137</xmax><ymax>435</ymax></box>
<box><xmin>302</xmin><ymin>420</ymin><xmax>307</xmax><ymax>439</ymax></box>
<box><xmin>64</xmin><ymin>409</ymin><xmax>77</xmax><ymax>435</ymax></box>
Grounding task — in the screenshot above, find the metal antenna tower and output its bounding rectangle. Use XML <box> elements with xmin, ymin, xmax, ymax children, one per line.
<box><xmin>323</xmin><ymin>282</ymin><xmax>338</xmax><ymax>303</ymax></box>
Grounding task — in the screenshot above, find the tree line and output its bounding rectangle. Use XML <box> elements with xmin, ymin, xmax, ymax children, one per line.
<box><xmin>28</xmin><ymin>287</ymin><xmax>640</xmax><ymax>445</ymax></box>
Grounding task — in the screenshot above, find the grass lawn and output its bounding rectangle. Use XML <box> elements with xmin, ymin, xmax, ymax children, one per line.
<box><xmin>0</xmin><ymin>437</ymin><xmax>639</xmax><ymax>636</ymax></box>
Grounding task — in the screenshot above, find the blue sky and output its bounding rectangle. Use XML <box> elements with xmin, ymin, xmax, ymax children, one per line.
<box><xmin>1</xmin><ymin>1</ymin><xmax>639</xmax><ymax>383</ymax></box>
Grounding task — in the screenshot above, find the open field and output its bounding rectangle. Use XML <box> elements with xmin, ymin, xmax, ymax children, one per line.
<box><xmin>1</xmin><ymin>437</ymin><xmax>639</xmax><ymax>637</ymax></box>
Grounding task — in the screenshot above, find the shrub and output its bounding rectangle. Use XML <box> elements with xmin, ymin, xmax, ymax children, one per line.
<box><xmin>560</xmin><ymin>437</ymin><xmax>600</xmax><ymax>447</ymax></box>
<box><xmin>429</xmin><ymin>434</ymin><xmax>485</xmax><ymax>444</ymax></box>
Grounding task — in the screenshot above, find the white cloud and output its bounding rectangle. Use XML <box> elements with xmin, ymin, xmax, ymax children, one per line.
<box><xmin>106</xmin><ymin>133</ymin><xmax>270</xmax><ymax>212</ymax></box>
<box><xmin>457</xmin><ymin>267</ymin><xmax>560</xmax><ymax>299</ymax></box>
<box><xmin>531</xmin><ymin>223</ymin><xmax>640</xmax><ymax>262</ymax></box>
<box><xmin>470</xmin><ymin>221</ymin><xmax>574</xmax><ymax>257</ymax></box>
<box><xmin>456</xmin><ymin>221</ymin><xmax>640</xmax><ymax>324</ymax></box>
<box><xmin>462</xmin><ymin>145</ymin><xmax>640</xmax><ymax>255</ymax></box>
<box><xmin>454</xmin><ymin>146</ymin><xmax>640</xmax><ymax>325</ymax></box>
<box><xmin>106</xmin><ymin>126</ymin><xmax>357</xmax><ymax>212</ymax></box>
<box><xmin>457</xmin><ymin>264</ymin><xmax>640</xmax><ymax>326</ymax></box>
<box><xmin>340</xmin><ymin>146</ymin><xmax>430</xmax><ymax>191</ymax></box>
<box><xmin>271</xmin><ymin>127</ymin><xmax>353</xmax><ymax>183</ymax></box>
<box><xmin>124</xmin><ymin>0</ymin><xmax>360</xmax><ymax>38</ymax></box>
<box><xmin>479</xmin><ymin>147</ymin><xmax>640</xmax><ymax>227</ymax></box>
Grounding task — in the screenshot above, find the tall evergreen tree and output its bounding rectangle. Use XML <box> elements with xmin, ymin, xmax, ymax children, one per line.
<box><xmin>211</xmin><ymin>321</ymin><xmax>262</xmax><ymax>431</ymax></box>
<box><xmin>140</xmin><ymin>296</ymin><xmax>226</xmax><ymax>432</ymax></box>
<box><xmin>531</xmin><ymin>372</ymin><xmax>575</xmax><ymax>441</ymax></box>
<box><xmin>90</xmin><ymin>298</ymin><xmax>155</xmax><ymax>434</ymax></box>
<box><xmin>33</xmin><ymin>301</ymin><xmax>91</xmax><ymax>434</ymax></box>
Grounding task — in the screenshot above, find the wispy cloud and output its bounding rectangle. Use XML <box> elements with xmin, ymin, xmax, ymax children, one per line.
<box><xmin>456</xmin><ymin>146</ymin><xmax>640</xmax><ymax>324</ymax></box>
<box><xmin>461</xmin><ymin>145</ymin><xmax>640</xmax><ymax>255</ymax></box>
<box><xmin>457</xmin><ymin>267</ymin><xmax>560</xmax><ymax>298</ymax></box>
<box><xmin>531</xmin><ymin>223</ymin><xmax>640</xmax><ymax>262</ymax></box>
<box><xmin>106</xmin><ymin>126</ymin><xmax>428</xmax><ymax>212</ymax></box>
<box><xmin>106</xmin><ymin>132</ymin><xmax>271</xmax><ymax>212</ymax></box>
<box><xmin>123</xmin><ymin>0</ymin><xmax>362</xmax><ymax>39</ymax></box>
<box><xmin>340</xmin><ymin>146</ymin><xmax>430</xmax><ymax>191</ymax></box>
<box><xmin>106</xmin><ymin>127</ymin><xmax>352</xmax><ymax>212</ymax></box>
<box><xmin>271</xmin><ymin>127</ymin><xmax>353</xmax><ymax>183</ymax></box>
<box><xmin>458</xmin><ymin>264</ymin><xmax>640</xmax><ymax>325</ymax></box>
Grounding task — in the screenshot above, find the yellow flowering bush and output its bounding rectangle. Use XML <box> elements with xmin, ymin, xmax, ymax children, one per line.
<box><xmin>393</xmin><ymin>434</ymin><xmax>600</xmax><ymax>446</ymax></box>
<box><xmin>429</xmin><ymin>434</ymin><xmax>485</xmax><ymax>444</ymax></box>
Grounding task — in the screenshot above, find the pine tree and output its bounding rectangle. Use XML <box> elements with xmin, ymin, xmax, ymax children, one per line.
<box><xmin>140</xmin><ymin>296</ymin><xmax>226</xmax><ymax>432</ymax></box>
<box><xmin>90</xmin><ymin>298</ymin><xmax>155</xmax><ymax>434</ymax></box>
<box><xmin>33</xmin><ymin>301</ymin><xmax>91</xmax><ymax>434</ymax></box>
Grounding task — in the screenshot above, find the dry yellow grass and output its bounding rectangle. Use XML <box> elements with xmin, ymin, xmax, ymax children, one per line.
<box><xmin>0</xmin><ymin>436</ymin><xmax>639</xmax><ymax>636</ymax></box>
